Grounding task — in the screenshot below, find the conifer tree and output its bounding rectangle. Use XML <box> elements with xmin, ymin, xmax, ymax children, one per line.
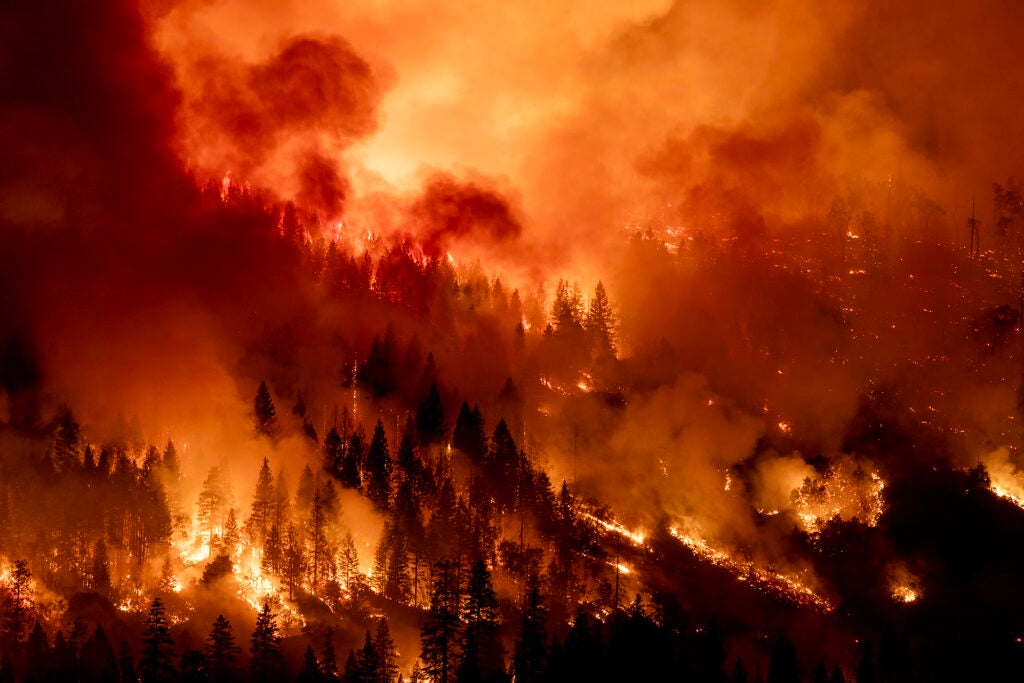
<box><xmin>254</xmin><ymin>381</ymin><xmax>280</xmax><ymax>440</ymax></box>
<box><xmin>416</xmin><ymin>383</ymin><xmax>447</xmax><ymax>446</ymax></box>
<box><xmin>299</xmin><ymin>646</ymin><xmax>321</xmax><ymax>683</ymax></box>
<box><xmin>140</xmin><ymin>598</ymin><xmax>176</xmax><ymax>683</ymax></box>
<box><xmin>584</xmin><ymin>281</ymin><xmax>615</xmax><ymax>358</ymax></box>
<box><xmin>206</xmin><ymin>615</ymin><xmax>242</xmax><ymax>682</ymax></box>
<box><xmin>511</xmin><ymin>578</ymin><xmax>546</xmax><ymax>683</ymax></box>
<box><xmin>341</xmin><ymin>431</ymin><xmax>364</xmax><ymax>489</ymax></box>
<box><xmin>250</xmin><ymin>602</ymin><xmax>285</xmax><ymax>683</ymax></box>
<box><xmin>421</xmin><ymin>561</ymin><xmax>462</xmax><ymax>683</ymax></box>
<box><xmin>366</xmin><ymin>419</ymin><xmax>392</xmax><ymax>510</ymax></box>
<box><xmin>376</xmin><ymin>619</ymin><xmax>399</xmax><ymax>683</ymax></box>
<box><xmin>247</xmin><ymin>457</ymin><xmax>276</xmax><ymax>547</ymax></box>
<box><xmin>321</xmin><ymin>628</ymin><xmax>340</xmax><ymax>682</ymax></box>
<box><xmin>459</xmin><ymin>560</ymin><xmax>503</xmax><ymax>683</ymax></box>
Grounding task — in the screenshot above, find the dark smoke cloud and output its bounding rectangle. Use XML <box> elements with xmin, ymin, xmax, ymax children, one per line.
<box><xmin>174</xmin><ymin>32</ymin><xmax>388</xmax><ymax>216</ymax></box>
<box><xmin>409</xmin><ymin>173</ymin><xmax>523</xmax><ymax>256</ymax></box>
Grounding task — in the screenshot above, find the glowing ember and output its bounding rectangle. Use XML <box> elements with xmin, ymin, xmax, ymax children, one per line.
<box><xmin>891</xmin><ymin>585</ymin><xmax>919</xmax><ymax>604</ymax></box>
<box><xmin>580</xmin><ymin>511</ymin><xmax>647</xmax><ymax>546</ymax></box>
<box><xmin>668</xmin><ymin>527</ymin><xmax>834</xmax><ymax>611</ymax></box>
<box><xmin>791</xmin><ymin>462</ymin><xmax>886</xmax><ymax>534</ymax></box>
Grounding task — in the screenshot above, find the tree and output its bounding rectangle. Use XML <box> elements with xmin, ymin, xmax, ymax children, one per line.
<box><xmin>341</xmin><ymin>431</ymin><xmax>364</xmax><ymax>490</ymax></box>
<box><xmin>81</xmin><ymin>625</ymin><xmax>119</xmax><ymax>683</ymax></box>
<box><xmin>366</xmin><ymin>419</ymin><xmax>392</xmax><ymax>510</ymax></box>
<box><xmin>550</xmin><ymin>279</ymin><xmax>584</xmax><ymax>336</ymax></box>
<box><xmin>584</xmin><ymin>281</ymin><xmax>615</xmax><ymax>358</ymax></box>
<box><xmin>511</xmin><ymin>579</ymin><xmax>546</xmax><ymax>683</ymax></box>
<box><xmin>140</xmin><ymin>598</ymin><xmax>176</xmax><ymax>683</ymax></box>
<box><xmin>254</xmin><ymin>381</ymin><xmax>280</xmax><ymax>440</ymax></box>
<box><xmin>416</xmin><ymin>383</ymin><xmax>447</xmax><ymax>446</ymax></box>
<box><xmin>324</xmin><ymin>427</ymin><xmax>345</xmax><ymax>478</ymax></box>
<box><xmin>197</xmin><ymin>465</ymin><xmax>233</xmax><ymax>540</ymax></box>
<box><xmin>421</xmin><ymin>561</ymin><xmax>462</xmax><ymax>683</ymax></box>
<box><xmin>338</xmin><ymin>532</ymin><xmax>361</xmax><ymax>590</ymax></box>
<box><xmin>90</xmin><ymin>539</ymin><xmax>111</xmax><ymax>596</ymax></box>
<box><xmin>321</xmin><ymin>629</ymin><xmax>340</xmax><ymax>682</ymax></box>
<box><xmin>458</xmin><ymin>560</ymin><xmax>503</xmax><ymax>683</ymax></box>
<box><xmin>375</xmin><ymin>619</ymin><xmax>399</xmax><ymax>683</ymax></box>
<box><xmin>206</xmin><ymin>615</ymin><xmax>242</xmax><ymax>682</ymax></box>
<box><xmin>2</xmin><ymin>559</ymin><xmax>33</xmax><ymax>645</ymax></box>
<box><xmin>453</xmin><ymin>403</ymin><xmax>487</xmax><ymax>464</ymax></box>
<box><xmin>250</xmin><ymin>602</ymin><xmax>285</xmax><ymax>683</ymax></box>
<box><xmin>299</xmin><ymin>645</ymin><xmax>322</xmax><ymax>683</ymax></box>
<box><xmin>246</xmin><ymin>457</ymin><xmax>276</xmax><ymax>548</ymax></box>
<box><xmin>284</xmin><ymin>523</ymin><xmax>306</xmax><ymax>600</ymax></box>
<box><xmin>485</xmin><ymin>421</ymin><xmax>519</xmax><ymax>511</ymax></box>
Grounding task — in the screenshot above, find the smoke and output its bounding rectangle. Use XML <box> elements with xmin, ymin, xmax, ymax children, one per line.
<box><xmin>6</xmin><ymin>0</ymin><xmax>1024</xmax><ymax>645</ymax></box>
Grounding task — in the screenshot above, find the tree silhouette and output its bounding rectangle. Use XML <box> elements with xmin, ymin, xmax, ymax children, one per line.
<box><xmin>206</xmin><ymin>615</ymin><xmax>242</xmax><ymax>682</ymax></box>
<box><xmin>2</xmin><ymin>559</ymin><xmax>33</xmax><ymax>645</ymax></box>
<box><xmin>511</xmin><ymin>578</ymin><xmax>546</xmax><ymax>683</ymax></box>
<box><xmin>366</xmin><ymin>419</ymin><xmax>392</xmax><ymax>510</ymax></box>
<box><xmin>584</xmin><ymin>281</ymin><xmax>615</xmax><ymax>358</ymax></box>
<box><xmin>140</xmin><ymin>598</ymin><xmax>176</xmax><ymax>683</ymax></box>
<box><xmin>458</xmin><ymin>560</ymin><xmax>504</xmax><ymax>683</ymax></box>
<box><xmin>249</xmin><ymin>602</ymin><xmax>285</xmax><ymax>683</ymax></box>
<box><xmin>416</xmin><ymin>383</ymin><xmax>447</xmax><ymax>446</ymax></box>
<box><xmin>421</xmin><ymin>561</ymin><xmax>462</xmax><ymax>683</ymax></box>
<box><xmin>254</xmin><ymin>381</ymin><xmax>280</xmax><ymax>439</ymax></box>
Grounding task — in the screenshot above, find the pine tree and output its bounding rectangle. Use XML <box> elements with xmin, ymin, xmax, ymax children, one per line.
<box><xmin>342</xmin><ymin>650</ymin><xmax>360</xmax><ymax>683</ymax></box>
<box><xmin>250</xmin><ymin>602</ymin><xmax>285</xmax><ymax>683</ymax></box>
<box><xmin>324</xmin><ymin>427</ymin><xmax>345</xmax><ymax>478</ymax></box>
<box><xmin>321</xmin><ymin>629</ymin><xmax>340</xmax><ymax>682</ymax></box>
<box><xmin>140</xmin><ymin>598</ymin><xmax>176</xmax><ymax>683</ymax></box>
<box><xmin>254</xmin><ymin>381</ymin><xmax>280</xmax><ymax>440</ymax></box>
<box><xmin>486</xmin><ymin>421</ymin><xmax>519</xmax><ymax>511</ymax></box>
<box><xmin>415</xmin><ymin>383</ymin><xmax>447</xmax><ymax>446</ymax></box>
<box><xmin>366</xmin><ymin>419</ymin><xmax>392</xmax><ymax>510</ymax></box>
<box><xmin>285</xmin><ymin>523</ymin><xmax>306</xmax><ymax>600</ymax></box>
<box><xmin>341</xmin><ymin>431</ymin><xmax>364</xmax><ymax>489</ymax></box>
<box><xmin>584</xmin><ymin>281</ymin><xmax>615</xmax><ymax>358</ymax></box>
<box><xmin>197</xmin><ymin>465</ymin><xmax>233</xmax><ymax>540</ymax></box>
<box><xmin>376</xmin><ymin>619</ymin><xmax>399</xmax><ymax>683</ymax></box>
<box><xmin>2</xmin><ymin>559</ymin><xmax>33</xmax><ymax>645</ymax></box>
<box><xmin>246</xmin><ymin>457</ymin><xmax>276</xmax><ymax>547</ymax></box>
<box><xmin>206</xmin><ymin>615</ymin><xmax>242</xmax><ymax>682</ymax></box>
<box><xmin>338</xmin><ymin>532</ymin><xmax>361</xmax><ymax>590</ymax></box>
<box><xmin>453</xmin><ymin>403</ymin><xmax>486</xmax><ymax>464</ymax></box>
<box><xmin>511</xmin><ymin>579</ymin><xmax>546</xmax><ymax>683</ymax></box>
<box><xmin>459</xmin><ymin>560</ymin><xmax>503</xmax><ymax>683</ymax></box>
<box><xmin>299</xmin><ymin>645</ymin><xmax>322</xmax><ymax>683</ymax></box>
<box><xmin>358</xmin><ymin>631</ymin><xmax>380</xmax><ymax>683</ymax></box>
<box><xmin>421</xmin><ymin>561</ymin><xmax>462</xmax><ymax>683</ymax></box>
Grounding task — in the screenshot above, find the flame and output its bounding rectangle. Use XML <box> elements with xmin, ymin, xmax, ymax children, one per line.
<box><xmin>791</xmin><ymin>463</ymin><xmax>886</xmax><ymax>534</ymax></box>
<box><xmin>668</xmin><ymin>527</ymin><xmax>834</xmax><ymax>611</ymax></box>
<box><xmin>580</xmin><ymin>511</ymin><xmax>647</xmax><ymax>546</ymax></box>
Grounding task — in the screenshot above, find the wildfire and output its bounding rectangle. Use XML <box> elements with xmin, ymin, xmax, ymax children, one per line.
<box><xmin>580</xmin><ymin>511</ymin><xmax>647</xmax><ymax>547</ymax></box>
<box><xmin>891</xmin><ymin>584</ymin><xmax>919</xmax><ymax>604</ymax></box>
<box><xmin>980</xmin><ymin>448</ymin><xmax>1024</xmax><ymax>511</ymax></box>
<box><xmin>791</xmin><ymin>462</ymin><xmax>886</xmax><ymax>534</ymax></box>
<box><xmin>668</xmin><ymin>527</ymin><xmax>834</xmax><ymax>612</ymax></box>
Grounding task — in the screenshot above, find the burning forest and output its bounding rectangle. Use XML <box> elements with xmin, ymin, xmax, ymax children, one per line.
<box><xmin>5</xmin><ymin>0</ymin><xmax>1024</xmax><ymax>682</ymax></box>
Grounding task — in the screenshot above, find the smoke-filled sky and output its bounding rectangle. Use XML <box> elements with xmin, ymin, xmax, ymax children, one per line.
<box><xmin>153</xmin><ymin>0</ymin><xmax>1024</xmax><ymax>268</ymax></box>
<box><xmin>3</xmin><ymin>0</ymin><xmax>1024</xmax><ymax>588</ymax></box>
